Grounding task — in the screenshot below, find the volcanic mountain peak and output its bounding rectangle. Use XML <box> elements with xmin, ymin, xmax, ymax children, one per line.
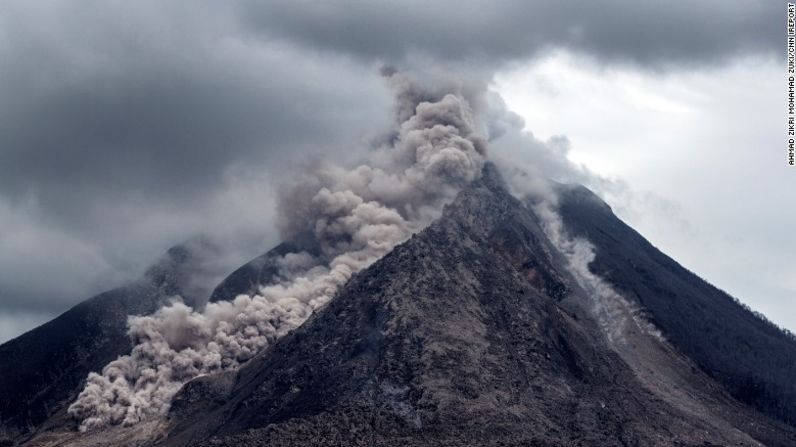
<box><xmin>155</xmin><ymin>165</ymin><xmax>796</xmax><ymax>447</ymax></box>
<box><xmin>7</xmin><ymin>165</ymin><xmax>796</xmax><ymax>447</ymax></box>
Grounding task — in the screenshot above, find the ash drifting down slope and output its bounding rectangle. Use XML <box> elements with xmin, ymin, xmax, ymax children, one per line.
<box><xmin>66</xmin><ymin>73</ymin><xmax>488</xmax><ymax>431</ymax></box>
<box><xmin>0</xmin><ymin>238</ymin><xmax>222</xmax><ymax>443</ymax></box>
<box><xmin>556</xmin><ymin>184</ymin><xmax>796</xmax><ymax>431</ymax></box>
<box><xmin>12</xmin><ymin>75</ymin><xmax>796</xmax><ymax>447</ymax></box>
<box><xmin>156</xmin><ymin>165</ymin><xmax>796</xmax><ymax>447</ymax></box>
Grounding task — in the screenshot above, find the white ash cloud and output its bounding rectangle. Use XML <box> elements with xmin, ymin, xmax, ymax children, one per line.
<box><xmin>67</xmin><ymin>71</ymin><xmax>487</xmax><ymax>431</ymax></box>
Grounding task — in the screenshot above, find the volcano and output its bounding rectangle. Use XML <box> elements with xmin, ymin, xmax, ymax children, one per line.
<box><xmin>3</xmin><ymin>164</ymin><xmax>796</xmax><ymax>447</ymax></box>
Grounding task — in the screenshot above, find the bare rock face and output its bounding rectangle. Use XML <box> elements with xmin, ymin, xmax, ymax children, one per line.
<box><xmin>158</xmin><ymin>166</ymin><xmax>796</xmax><ymax>447</ymax></box>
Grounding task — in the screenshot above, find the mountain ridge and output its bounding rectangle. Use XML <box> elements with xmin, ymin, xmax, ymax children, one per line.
<box><xmin>154</xmin><ymin>165</ymin><xmax>796</xmax><ymax>446</ymax></box>
<box><xmin>0</xmin><ymin>238</ymin><xmax>223</xmax><ymax>444</ymax></box>
<box><xmin>556</xmin><ymin>183</ymin><xmax>796</xmax><ymax>427</ymax></box>
<box><xmin>5</xmin><ymin>165</ymin><xmax>796</xmax><ymax>446</ymax></box>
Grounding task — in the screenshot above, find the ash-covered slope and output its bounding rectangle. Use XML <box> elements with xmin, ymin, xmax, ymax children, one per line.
<box><xmin>157</xmin><ymin>166</ymin><xmax>795</xmax><ymax>447</ymax></box>
<box><xmin>0</xmin><ymin>239</ymin><xmax>221</xmax><ymax>444</ymax></box>
<box><xmin>557</xmin><ymin>184</ymin><xmax>796</xmax><ymax>428</ymax></box>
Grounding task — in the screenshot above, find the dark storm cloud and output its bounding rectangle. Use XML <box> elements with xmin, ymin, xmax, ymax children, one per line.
<box><xmin>0</xmin><ymin>0</ymin><xmax>393</xmax><ymax>322</ymax></box>
<box><xmin>239</xmin><ymin>0</ymin><xmax>779</xmax><ymax>68</ymax></box>
<box><xmin>0</xmin><ymin>0</ymin><xmax>779</xmax><ymax>340</ymax></box>
<box><xmin>0</xmin><ymin>0</ymin><xmax>391</xmax><ymax>208</ymax></box>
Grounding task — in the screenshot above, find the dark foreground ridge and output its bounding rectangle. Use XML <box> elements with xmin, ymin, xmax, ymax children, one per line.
<box><xmin>0</xmin><ymin>238</ymin><xmax>220</xmax><ymax>443</ymax></box>
<box><xmin>6</xmin><ymin>165</ymin><xmax>796</xmax><ymax>446</ymax></box>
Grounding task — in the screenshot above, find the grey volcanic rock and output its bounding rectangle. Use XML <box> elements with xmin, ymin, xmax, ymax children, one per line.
<box><xmin>556</xmin><ymin>184</ymin><xmax>796</xmax><ymax>428</ymax></box>
<box><xmin>9</xmin><ymin>166</ymin><xmax>796</xmax><ymax>446</ymax></box>
<box><xmin>158</xmin><ymin>166</ymin><xmax>796</xmax><ymax>446</ymax></box>
<box><xmin>0</xmin><ymin>238</ymin><xmax>222</xmax><ymax>444</ymax></box>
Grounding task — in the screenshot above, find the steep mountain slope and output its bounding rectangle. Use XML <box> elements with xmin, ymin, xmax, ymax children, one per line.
<box><xmin>557</xmin><ymin>184</ymin><xmax>796</xmax><ymax>427</ymax></box>
<box><xmin>207</xmin><ymin>234</ymin><xmax>319</xmax><ymax>304</ymax></box>
<box><xmin>10</xmin><ymin>167</ymin><xmax>796</xmax><ymax>447</ymax></box>
<box><xmin>0</xmin><ymin>239</ymin><xmax>221</xmax><ymax>444</ymax></box>
<box><xmin>155</xmin><ymin>166</ymin><xmax>795</xmax><ymax>447</ymax></box>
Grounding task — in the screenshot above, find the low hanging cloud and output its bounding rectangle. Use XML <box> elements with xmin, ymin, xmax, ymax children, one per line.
<box><xmin>67</xmin><ymin>72</ymin><xmax>489</xmax><ymax>430</ymax></box>
<box><xmin>0</xmin><ymin>0</ymin><xmax>777</xmax><ymax>340</ymax></box>
<box><xmin>0</xmin><ymin>0</ymin><xmax>394</xmax><ymax>326</ymax></box>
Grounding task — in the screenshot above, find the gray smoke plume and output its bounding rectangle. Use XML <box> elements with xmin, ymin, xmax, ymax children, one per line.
<box><xmin>67</xmin><ymin>71</ymin><xmax>487</xmax><ymax>431</ymax></box>
<box><xmin>67</xmin><ymin>66</ymin><xmax>657</xmax><ymax>432</ymax></box>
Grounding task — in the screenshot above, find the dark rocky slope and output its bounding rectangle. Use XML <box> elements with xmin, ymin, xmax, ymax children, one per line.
<box><xmin>557</xmin><ymin>184</ymin><xmax>796</xmax><ymax>427</ymax></box>
<box><xmin>0</xmin><ymin>239</ymin><xmax>220</xmax><ymax>444</ymax></box>
<box><xmin>9</xmin><ymin>166</ymin><xmax>796</xmax><ymax>446</ymax></box>
<box><xmin>208</xmin><ymin>234</ymin><xmax>319</xmax><ymax>304</ymax></box>
<box><xmin>157</xmin><ymin>166</ymin><xmax>795</xmax><ymax>447</ymax></box>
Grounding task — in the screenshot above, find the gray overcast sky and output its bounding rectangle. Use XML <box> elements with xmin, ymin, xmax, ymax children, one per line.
<box><xmin>0</xmin><ymin>0</ymin><xmax>791</xmax><ymax>342</ymax></box>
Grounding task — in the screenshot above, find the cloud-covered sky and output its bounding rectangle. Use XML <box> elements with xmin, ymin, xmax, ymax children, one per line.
<box><xmin>495</xmin><ymin>51</ymin><xmax>794</xmax><ymax>332</ymax></box>
<box><xmin>0</xmin><ymin>0</ymin><xmax>790</xmax><ymax>342</ymax></box>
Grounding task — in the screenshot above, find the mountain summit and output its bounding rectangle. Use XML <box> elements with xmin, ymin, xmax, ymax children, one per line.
<box><xmin>6</xmin><ymin>165</ymin><xmax>796</xmax><ymax>446</ymax></box>
<box><xmin>155</xmin><ymin>164</ymin><xmax>796</xmax><ymax>447</ymax></box>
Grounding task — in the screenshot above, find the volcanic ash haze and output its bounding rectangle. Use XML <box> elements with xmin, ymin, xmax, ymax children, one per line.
<box><xmin>9</xmin><ymin>70</ymin><xmax>796</xmax><ymax>447</ymax></box>
<box><xmin>67</xmin><ymin>72</ymin><xmax>488</xmax><ymax>431</ymax></box>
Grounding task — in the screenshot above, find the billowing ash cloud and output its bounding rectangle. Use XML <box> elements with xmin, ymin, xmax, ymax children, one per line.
<box><xmin>0</xmin><ymin>0</ymin><xmax>778</xmax><ymax>340</ymax></box>
<box><xmin>67</xmin><ymin>72</ymin><xmax>487</xmax><ymax>431</ymax></box>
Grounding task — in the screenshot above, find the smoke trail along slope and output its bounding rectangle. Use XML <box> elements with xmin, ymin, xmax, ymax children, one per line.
<box><xmin>532</xmin><ymin>200</ymin><xmax>662</xmax><ymax>346</ymax></box>
<box><xmin>67</xmin><ymin>74</ymin><xmax>487</xmax><ymax>431</ymax></box>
